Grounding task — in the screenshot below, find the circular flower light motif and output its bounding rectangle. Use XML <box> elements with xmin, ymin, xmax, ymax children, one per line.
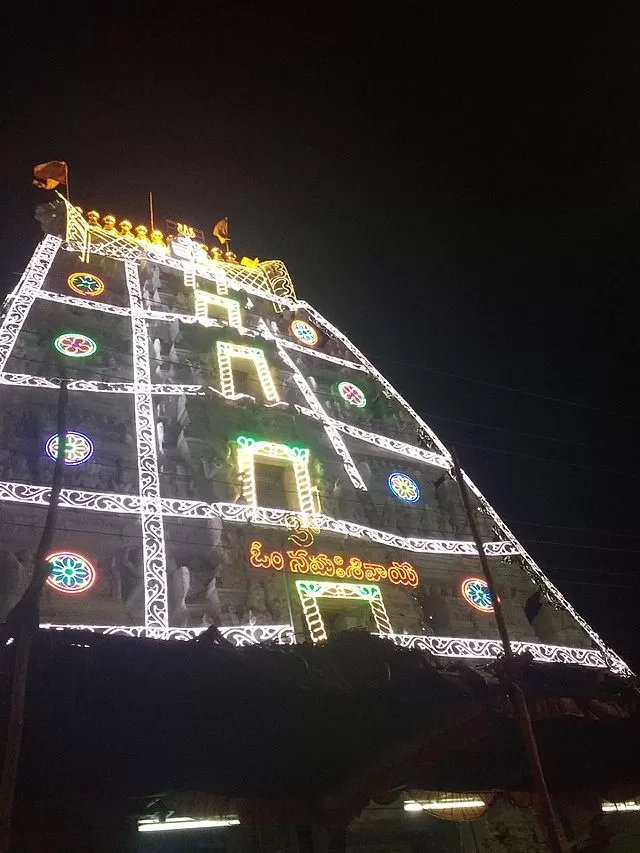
<box><xmin>290</xmin><ymin>319</ymin><xmax>319</xmax><ymax>347</ymax></box>
<box><xmin>461</xmin><ymin>577</ymin><xmax>494</xmax><ymax>613</ymax></box>
<box><xmin>67</xmin><ymin>272</ymin><xmax>105</xmax><ymax>297</ymax></box>
<box><xmin>53</xmin><ymin>333</ymin><xmax>98</xmax><ymax>358</ymax></box>
<box><xmin>45</xmin><ymin>431</ymin><xmax>94</xmax><ymax>466</ymax></box>
<box><xmin>46</xmin><ymin>551</ymin><xmax>97</xmax><ymax>594</ymax></box>
<box><xmin>337</xmin><ymin>381</ymin><xmax>367</xmax><ymax>408</ymax></box>
<box><xmin>387</xmin><ymin>472</ymin><xmax>421</xmax><ymax>504</ymax></box>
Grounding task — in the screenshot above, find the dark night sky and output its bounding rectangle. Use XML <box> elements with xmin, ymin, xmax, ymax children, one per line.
<box><xmin>2</xmin><ymin>5</ymin><xmax>640</xmax><ymax>667</ymax></box>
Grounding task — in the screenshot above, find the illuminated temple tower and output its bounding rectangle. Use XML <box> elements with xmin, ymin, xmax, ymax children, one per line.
<box><xmin>0</xmin><ymin>197</ymin><xmax>630</xmax><ymax>679</ymax></box>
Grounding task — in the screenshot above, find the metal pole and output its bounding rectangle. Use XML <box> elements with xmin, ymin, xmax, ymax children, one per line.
<box><xmin>0</xmin><ymin>379</ymin><xmax>69</xmax><ymax>852</ymax></box>
<box><xmin>451</xmin><ymin>448</ymin><xmax>567</xmax><ymax>853</ymax></box>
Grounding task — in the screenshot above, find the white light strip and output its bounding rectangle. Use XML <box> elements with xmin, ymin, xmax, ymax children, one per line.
<box><xmin>404</xmin><ymin>799</ymin><xmax>485</xmax><ymax>812</ymax></box>
<box><xmin>0</xmin><ymin>235</ymin><xmax>61</xmax><ymax>372</ymax></box>
<box><xmin>390</xmin><ymin>634</ymin><xmax>608</xmax><ymax>668</ymax></box>
<box><xmin>138</xmin><ymin>818</ymin><xmax>240</xmax><ymax>832</ymax></box>
<box><xmin>125</xmin><ymin>260</ymin><xmax>169</xmax><ymax>637</ymax></box>
<box><xmin>461</xmin><ymin>473</ymin><xmax>633</xmax><ymax>677</ymax></box>
<box><xmin>296</xmin><ymin>405</ymin><xmax>450</xmax><ymax>469</ymax></box>
<box><xmin>39</xmin><ymin>623</ymin><xmax>295</xmax><ymax>646</ymax></box>
<box><xmin>37</xmin><ymin>289</ymin><xmax>131</xmax><ymax>315</ymax></box>
<box><xmin>0</xmin><ymin>480</ymin><xmax>516</xmax><ymax>555</ymax></box>
<box><xmin>298</xmin><ymin>301</ymin><xmax>452</xmax><ymax>461</ymax></box>
<box><xmin>274</xmin><ymin>339</ymin><xmax>367</xmax><ymax>491</ymax></box>
<box><xmin>278</xmin><ymin>338</ymin><xmax>368</xmax><ymax>371</ymax></box>
<box><xmin>159</xmin><ymin>500</ymin><xmax>518</xmax><ymax>556</ymax></box>
<box><xmin>602</xmin><ymin>801</ymin><xmax>640</xmax><ymax>813</ymax></box>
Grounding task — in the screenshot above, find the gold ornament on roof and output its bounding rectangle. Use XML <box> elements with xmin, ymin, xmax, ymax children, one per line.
<box><xmin>102</xmin><ymin>214</ymin><xmax>117</xmax><ymax>235</ymax></box>
<box><xmin>118</xmin><ymin>219</ymin><xmax>133</xmax><ymax>239</ymax></box>
<box><xmin>86</xmin><ymin>210</ymin><xmax>100</xmax><ymax>226</ymax></box>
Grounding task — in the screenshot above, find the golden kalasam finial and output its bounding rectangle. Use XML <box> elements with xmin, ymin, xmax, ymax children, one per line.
<box><xmin>86</xmin><ymin>210</ymin><xmax>100</xmax><ymax>227</ymax></box>
<box><xmin>150</xmin><ymin>229</ymin><xmax>169</xmax><ymax>254</ymax></box>
<box><xmin>209</xmin><ymin>246</ymin><xmax>223</xmax><ymax>262</ymax></box>
<box><xmin>118</xmin><ymin>219</ymin><xmax>133</xmax><ymax>239</ymax></box>
<box><xmin>224</xmin><ymin>250</ymin><xmax>238</xmax><ymax>264</ymax></box>
<box><xmin>102</xmin><ymin>214</ymin><xmax>118</xmax><ymax>235</ymax></box>
<box><xmin>134</xmin><ymin>225</ymin><xmax>150</xmax><ymax>245</ymax></box>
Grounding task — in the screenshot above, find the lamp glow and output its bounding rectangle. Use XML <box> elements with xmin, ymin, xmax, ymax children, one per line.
<box><xmin>45</xmin><ymin>431</ymin><xmax>94</xmax><ymax>466</ymax></box>
<box><xmin>138</xmin><ymin>818</ymin><xmax>240</xmax><ymax>832</ymax></box>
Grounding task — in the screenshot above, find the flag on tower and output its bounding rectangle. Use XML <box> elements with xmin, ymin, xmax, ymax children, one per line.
<box><xmin>213</xmin><ymin>217</ymin><xmax>230</xmax><ymax>245</ymax></box>
<box><xmin>32</xmin><ymin>161</ymin><xmax>68</xmax><ymax>190</ymax></box>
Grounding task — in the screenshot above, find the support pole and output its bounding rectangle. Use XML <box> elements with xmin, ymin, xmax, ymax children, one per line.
<box><xmin>0</xmin><ymin>379</ymin><xmax>69</xmax><ymax>853</ymax></box>
<box><xmin>451</xmin><ymin>448</ymin><xmax>567</xmax><ymax>853</ymax></box>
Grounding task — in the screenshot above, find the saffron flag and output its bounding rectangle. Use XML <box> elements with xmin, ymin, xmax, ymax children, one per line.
<box><xmin>213</xmin><ymin>217</ymin><xmax>230</xmax><ymax>245</ymax></box>
<box><xmin>33</xmin><ymin>161</ymin><xmax>68</xmax><ymax>190</ymax></box>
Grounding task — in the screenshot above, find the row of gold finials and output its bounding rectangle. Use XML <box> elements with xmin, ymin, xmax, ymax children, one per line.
<box><xmin>75</xmin><ymin>209</ymin><xmax>240</xmax><ymax>263</ymax></box>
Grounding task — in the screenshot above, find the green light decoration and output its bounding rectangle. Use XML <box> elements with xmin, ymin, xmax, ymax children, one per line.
<box><xmin>235</xmin><ymin>435</ymin><xmax>309</xmax><ymax>460</ymax></box>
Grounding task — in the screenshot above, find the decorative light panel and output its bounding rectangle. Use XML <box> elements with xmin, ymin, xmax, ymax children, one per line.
<box><xmin>387</xmin><ymin>471</ymin><xmax>421</xmax><ymax>504</ymax></box>
<box><xmin>249</xmin><ymin>540</ymin><xmax>419</xmax><ymax>587</ymax></box>
<box><xmin>216</xmin><ymin>341</ymin><xmax>279</xmax><ymax>403</ymax></box>
<box><xmin>235</xmin><ymin>436</ymin><xmax>316</xmax><ymax>514</ymax></box>
<box><xmin>0</xmin><ymin>234</ymin><xmax>630</xmax><ymax>676</ymax></box>
<box><xmin>337</xmin><ymin>380</ymin><xmax>367</xmax><ymax>408</ymax></box>
<box><xmin>53</xmin><ymin>333</ymin><xmax>98</xmax><ymax>358</ymax></box>
<box><xmin>45</xmin><ymin>431</ymin><xmax>94</xmax><ymax>466</ymax></box>
<box><xmin>46</xmin><ymin>551</ymin><xmax>97</xmax><ymax>594</ymax></box>
<box><xmin>194</xmin><ymin>288</ymin><xmax>242</xmax><ymax>328</ymax></box>
<box><xmin>67</xmin><ymin>272</ymin><xmax>105</xmax><ymax>297</ymax></box>
<box><xmin>290</xmin><ymin>319</ymin><xmax>318</xmax><ymax>347</ymax></box>
<box><xmin>296</xmin><ymin>580</ymin><xmax>393</xmax><ymax>643</ymax></box>
<box><xmin>461</xmin><ymin>577</ymin><xmax>494</xmax><ymax>613</ymax></box>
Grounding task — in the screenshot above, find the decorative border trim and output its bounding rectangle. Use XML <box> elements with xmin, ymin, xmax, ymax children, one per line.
<box><xmin>37</xmin><ymin>289</ymin><xmax>131</xmax><ymax>316</ymax></box>
<box><xmin>39</xmin><ymin>622</ymin><xmax>295</xmax><ymax>645</ymax></box>
<box><xmin>391</xmin><ymin>634</ymin><xmax>608</xmax><ymax>669</ymax></box>
<box><xmin>125</xmin><ymin>260</ymin><xmax>169</xmax><ymax>635</ymax></box>
<box><xmin>275</xmin><ymin>339</ymin><xmax>368</xmax><ymax>491</ymax></box>
<box><xmin>461</xmin><ymin>473</ymin><xmax>633</xmax><ymax>677</ymax></box>
<box><xmin>296</xmin><ymin>580</ymin><xmax>393</xmax><ymax>643</ymax></box>
<box><xmin>0</xmin><ymin>235</ymin><xmax>61</xmax><ymax>372</ymax></box>
<box><xmin>299</xmin><ymin>300</ymin><xmax>453</xmax><ymax>462</ymax></box>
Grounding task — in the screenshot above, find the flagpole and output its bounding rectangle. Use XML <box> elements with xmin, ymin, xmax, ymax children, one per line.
<box><xmin>149</xmin><ymin>192</ymin><xmax>155</xmax><ymax>232</ymax></box>
<box><xmin>64</xmin><ymin>163</ymin><xmax>70</xmax><ymax>201</ymax></box>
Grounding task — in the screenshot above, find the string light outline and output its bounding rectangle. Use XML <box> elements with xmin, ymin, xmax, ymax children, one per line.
<box><xmin>296</xmin><ymin>579</ymin><xmax>394</xmax><ymax>642</ymax></box>
<box><xmin>216</xmin><ymin>341</ymin><xmax>280</xmax><ymax>403</ymax></box>
<box><xmin>235</xmin><ymin>436</ymin><xmax>317</xmax><ymax>515</ymax></box>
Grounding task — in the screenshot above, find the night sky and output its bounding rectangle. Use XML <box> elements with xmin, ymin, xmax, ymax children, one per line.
<box><xmin>2</xmin><ymin>6</ymin><xmax>640</xmax><ymax>668</ymax></box>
